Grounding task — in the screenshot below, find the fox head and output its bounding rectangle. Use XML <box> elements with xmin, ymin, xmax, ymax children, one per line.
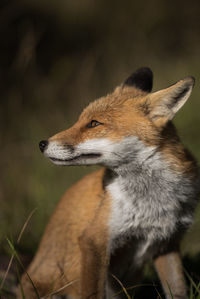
<box><xmin>39</xmin><ymin>67</ymin><xmax>195</xmax><ymax>168</ymax></box>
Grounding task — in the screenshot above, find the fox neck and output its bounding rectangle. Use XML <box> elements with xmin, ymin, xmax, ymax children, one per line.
<box><xmin>105</xmin><ymin>145</ymin><xmax>196</xmax><ymax>253</ymax></box>
<box><xmin>104</xmin><ymin>144</ymin><xmax>170</xmax><ymax>211</ymax></box>
<box><xmin>106</xmin><ymin>141</ymin><xmax>159</xmax><ymax>179</ymax></box>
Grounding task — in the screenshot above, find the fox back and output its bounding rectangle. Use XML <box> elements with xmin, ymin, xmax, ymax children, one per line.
<box><xmin>18</xmin><ymin>68</ymin><xmax>199</xmax><ymax>299</ymax></box>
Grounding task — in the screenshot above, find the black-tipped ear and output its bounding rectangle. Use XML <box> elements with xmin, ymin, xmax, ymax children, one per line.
<box><xmin>148</xmin><ymin>76</ymin><xmax>195</xmax><ymax>125</ymax></box>
<box><xmin>124</xmin><ymin>67</ymin><xmax>153</xmax><ymax>92</ymax></box>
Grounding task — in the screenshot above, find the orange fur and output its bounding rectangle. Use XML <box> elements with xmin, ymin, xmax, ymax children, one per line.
<box><xmin>17</xmin><ymin>169</ymin><xmax>110</xmax><ymax>298</ymax></box>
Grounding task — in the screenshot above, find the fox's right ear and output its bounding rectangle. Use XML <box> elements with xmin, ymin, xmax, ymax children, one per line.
<box><xmin>147</xmin><ymin>76</ymin><xmax>195</xmax><ymax>127</ymax></box>
<box><xmin>123</xmin><ymin>67</ymin><xmax>153</xmax><ymax>93</ymax></box>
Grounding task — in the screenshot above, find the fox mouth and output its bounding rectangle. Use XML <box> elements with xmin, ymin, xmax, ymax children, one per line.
<box><xmin>49</xmin><ymin>153</ymin><xmax>102</xmax><ymax>163</ymax></box>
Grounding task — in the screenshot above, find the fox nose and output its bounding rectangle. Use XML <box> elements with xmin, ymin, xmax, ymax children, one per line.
<box><xmin>39</xmin><ymin>140</ymin><xmax>48</xmax><ymax>153</ymax></box>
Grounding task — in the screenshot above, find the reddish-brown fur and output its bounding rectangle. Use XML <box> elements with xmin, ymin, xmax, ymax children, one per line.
<box><xmin>16</xmin><ymin>168</ymin><xmax>110</xmax><ymax>298</ymax></box>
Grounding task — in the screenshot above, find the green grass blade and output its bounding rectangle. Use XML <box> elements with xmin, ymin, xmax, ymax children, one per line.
<box><xmin>154</xmin><ymin>286</ymin><xmax>163</xmax><ymax>299</ymax></box>
<box><xmin>15</xmin><ymin>265</ymin><xmax>25</xmax><ymax>299</ymax></box>
<box><xmin>6</xmin><ymin>237</ymin><xmax>40</xmax><ymax>299</ymax></box>
<box><xmin>189</xmin><ymin>280</ymin><xmax>194</xmax><ymax>299</ymax></box>
<box><xmin>194</xmin><ymin>282</ymin><xmax>200</xmax><ymax>298</ymax></box>
<box><xmin>185</xmin><ymin>269</ymin><xmax>200</xmax><ymax>296</ymax></box>
<box><xmin>166</xmin><ymin>281</ymin><xmax>174</xmax><ymax>299</ymax></box>
<box><xmin>111</xmin><ymin>274</ymin><xmax>131</xmax><ymax>299</ymax></box>
<box><xmin>0</xmin><ymin>208</ymin><xmax>37</xmax><ymax>291</ymax></box>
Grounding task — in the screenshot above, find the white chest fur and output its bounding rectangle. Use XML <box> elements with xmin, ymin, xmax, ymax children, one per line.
<box><xmin>107</xmin><ymin>155</ymin><xmax>196</xmax><ymax>254</ymax></box>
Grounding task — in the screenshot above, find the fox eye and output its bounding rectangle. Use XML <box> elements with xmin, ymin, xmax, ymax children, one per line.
<box><xmin>86</xmin><ymin>120</ymin><xmax>103</xmax><ymax>128</ymax></box>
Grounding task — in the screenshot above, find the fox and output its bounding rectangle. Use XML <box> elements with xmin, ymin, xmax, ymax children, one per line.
<box><xmin>17</xmin><ymin>67</ymin><xmax>199</xmax><ymax>299</ymax></box>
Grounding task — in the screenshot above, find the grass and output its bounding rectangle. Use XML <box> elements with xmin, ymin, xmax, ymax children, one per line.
<box><xmin>0</xmin><ymin>176</ymin><xmax>200</xmax><ymax>299</ymax></box>
<box><xmin>0</xmin><ymin>211</ymin><xmax>200</xmax><ymax>298</ymax></box>
<box><xmin>1</xmin><ymin>236</ymin><xmax>200</xmax><ymax>298</ymax></box>
<box><xmin>185</xmin><ymin>270</ymin><xmax>200</xmax><ymax>299</ymax></box>
<box><xmin>0</xmin><ymin>209</ymin><xmax>37</xmax><ymax>291</ymax></box>
<box><xmin>0</xmin><ymin>209</ymin><xmax>39</xmax><ymax>299</ymax></box>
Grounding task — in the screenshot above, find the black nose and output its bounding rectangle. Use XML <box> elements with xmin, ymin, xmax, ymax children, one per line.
<box><xmin>39</xmin><ymin>140</ymin><xmax>48</xmax><ymax>153</ymax></box>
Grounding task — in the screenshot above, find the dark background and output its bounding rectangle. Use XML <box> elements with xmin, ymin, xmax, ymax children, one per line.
<box><xmin>0</xmin><ymin>0</ymin><xmax>200</xmax><ymax>297</ymax></box>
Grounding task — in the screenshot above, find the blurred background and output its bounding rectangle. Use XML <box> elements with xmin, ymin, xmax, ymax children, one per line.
<box><xmin>0</xmin><ymin>0</ymin><xmax>200</xmax><ymax>297</ymax></box>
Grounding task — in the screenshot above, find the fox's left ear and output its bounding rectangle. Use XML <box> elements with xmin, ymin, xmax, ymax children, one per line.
<box><xmin>147</xmin><ymin>76</ymin><xmax>195</xmax><ymax>127</ymax></box>
<box><xmin>123</xmin><ymin>67</ymin><xmax>153</xmax><ymax>93</ymax></box>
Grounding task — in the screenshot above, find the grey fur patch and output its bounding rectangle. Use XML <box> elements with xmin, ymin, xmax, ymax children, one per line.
<box><xmin>106</xmin><ymin>137</ymin><xmax>199</xmax><ymax>261</ymax></box>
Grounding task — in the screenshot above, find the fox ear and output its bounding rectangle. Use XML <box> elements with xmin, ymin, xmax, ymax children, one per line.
<box><xmin>148</xmin><ymin>76</ymin><xmax>195</xmax><ymax>126</ymax></box>
<box><xmin>123</xmin><ymin>67</ymin><xmax>153</xmax><ymax>92</ymax></box>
